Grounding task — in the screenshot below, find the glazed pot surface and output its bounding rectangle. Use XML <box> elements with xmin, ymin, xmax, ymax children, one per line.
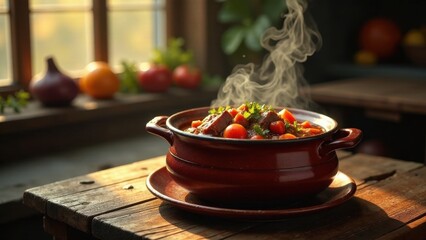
<box><xmin>166</xmin><ymin>151</ymin><xmax>339</xmax><ymax>203</ymax></box>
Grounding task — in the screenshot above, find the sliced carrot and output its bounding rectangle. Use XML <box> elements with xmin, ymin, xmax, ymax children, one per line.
<box><xmin>227</xmin><ymin>108</ymin><xmax>239</xmax><ymax>118</ymax></box>
<box><xmin>306</xmin><ymin>127</ymin><xmax>323</xmax><ymax>135</ymax></box>
<box><xmin>233</xmin><ymin>113</ymin><xmax>249</xmax><ymax>127</ymax></box>
<box><xmin>301</xmin><ymin>120</ymin><xmax>311</xmax><ymax>128</ymax></box>
<box><xmin>191</xmin><ymin>120</ymin><xmax>202</xmax><ymax>128</ymax></box>
<box><xmin>279</xmin><ymin>133</ymin><xmax>297</xmax><ymax>139</ymax></box>
<box><xmin>237</xmin><ymin>104</ymin><xmax>248</xmax><ymax>112</ymax></box>
<box><xmin>278</xmin><ymin>109</ymin><xmax>296</xmax><ymax>124</ymax></box>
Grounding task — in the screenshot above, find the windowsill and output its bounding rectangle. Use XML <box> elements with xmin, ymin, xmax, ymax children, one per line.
<box><xmin>0</xmin><ymin>87</ymin><xmax>218</xmax><ymax>162</ymax></box>
<box><xmin>0</xmin><ymin>87</ymin><xmax>218</xmax><ymax>134</ymax></box>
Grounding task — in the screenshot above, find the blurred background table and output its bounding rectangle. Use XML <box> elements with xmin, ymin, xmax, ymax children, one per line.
<box><xmin>308</xmin><ymin>77</ymin><xmax>426</xmax><ymax>163</ymax></box>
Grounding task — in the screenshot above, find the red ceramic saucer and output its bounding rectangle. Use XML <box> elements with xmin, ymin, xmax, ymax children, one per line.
<box><xmin>146</xmin><ymin>167</ymin><xmax>356</xmax><ymax>220</ymax></box>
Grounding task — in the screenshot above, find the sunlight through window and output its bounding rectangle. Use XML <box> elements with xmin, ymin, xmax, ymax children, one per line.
<box><xmin>0</xmin><ymin>0</ymin><xmax>11</xmax><ymax>87</ymax></box>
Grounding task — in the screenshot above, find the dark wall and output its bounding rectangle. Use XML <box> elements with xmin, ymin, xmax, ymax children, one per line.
<box><xmin>305</xmin><ymin>0</ymin><xmax>426</xmax><ymax>83</ymax></box>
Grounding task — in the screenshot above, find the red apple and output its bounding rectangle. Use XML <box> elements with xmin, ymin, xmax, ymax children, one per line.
<box><xmin>172</xmin><ymin>64</ymin><xmax>202</xmax><ymax>89</ymax></box>
<box><xmin>138</xmin><ymin>65</ymin><xmax>172</xmax><ymax>92</ymax></box>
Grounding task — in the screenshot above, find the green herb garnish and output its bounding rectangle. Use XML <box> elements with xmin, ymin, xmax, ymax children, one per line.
<box><xmin>294</xmin><ymin>121</ymin><xmax>302</xmax><ymax>132</ymax></box>
<box><xmin>253</xmin><ymin>124</ymin><xmax>269</xmax><ymax>137</ymax></box>
<box><xmin>208</xmin><ymin>105</ymin><xmax>231</xmax><ymax>115</ymax></box>
<box><xmin>244</xmin><ymin>102</ymin><xmax>274</xmax><ymax>120</ymax></box>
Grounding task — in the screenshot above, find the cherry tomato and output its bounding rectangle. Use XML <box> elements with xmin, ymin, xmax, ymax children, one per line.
<box><xmin>269</xmin><ymin>120</ymin><xmax>285</xmax><ymax>134</ymax></box>
<box><xmin>138</xmin><ymin>65</ymin><xmax>172</xmax><ymax>92</ymax></box>
<box><xmin>233</xmin><ymin>113</ymin><xmax>249</xmax><ymax>127</ymax></box>
<box><xmin>279</xmin><ymin>133</ymin><xmax>297</xmax><ymax>139</ymax></box>
<box><xmin>279</xmin><ymin>109</ymin><xmax>296</xmax><ymax>124</ymax></box>
<box><xmin>223</xmin><ymin>124</ymin><xmax>248</xmax><ymax>139</ymax></box>
<box><xmin>172</xmin><ymin>64</ymin><xmax>202</xmax><ymax>89</ymax></box>
<box><xmin>251</xmin><ymin>135</ymin><xmax>264</xmax><ymax>140</ymax></box>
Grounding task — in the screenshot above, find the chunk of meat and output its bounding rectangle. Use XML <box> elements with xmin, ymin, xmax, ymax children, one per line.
<box><xmin>201</xmin><ymin>111</ymin><xmax>233</xmax><ymax>136</ymax></box>
<box><xmin>257</xmin><ymin>111</ymin><xmax>281</xmax><ymax>129</ymax></box>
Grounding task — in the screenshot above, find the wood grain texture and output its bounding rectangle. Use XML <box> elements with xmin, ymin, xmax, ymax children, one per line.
<box><xmin>23</xmin><ymin>153</ymin><xmax>426</xmax><ymax>240</ymax></box>
<box><xmin>218</xmin><ymin>168</ymin><xmax>426</xmax><ymax>240</ymax></box>
<box><xmin>91</xmin><ymin>167</ymin><xmax>426</xmax><ymax>240</ymax></box>
<box><xmin>23</xmin><ymin>156</ymin><xmax>165</xmax><ymax>214</ymax></box>
<box><xmin>339</xmin><ymin>153</ymin><xmax>423</xmax><ymax>186</ymax></box>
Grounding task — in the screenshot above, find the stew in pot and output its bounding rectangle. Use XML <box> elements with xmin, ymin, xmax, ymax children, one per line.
<box><xmin>185</xmin><ymin>102</ymin><xmax>325</xmax><ymax>140</ymax></box>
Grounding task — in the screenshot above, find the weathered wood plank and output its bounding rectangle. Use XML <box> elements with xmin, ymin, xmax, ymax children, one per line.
<box><xmin>93</xmin><ymin>199</ymin><xmax>258</xmax><ymax>240</ymax></box>
<box><xmin>222</xmin><ymin>167</ymin><xmax>426</xmax><ymax>240</ymax></box>
<box><xmin>23</xmin><ymin>153</ymin><xmax>426</xmax><ymax>239</ymax></box>
<box><xmin>91</xmin><ymin>161</ymin><xmax>425</xmax><ymax>240</ymax></box>
<box><xmin>339</xmin><ymin>153</ymin><xmax>423</xmax><ymax>186</ymax></box>
<box><xmin>45</xmin><ymin>174</ymin><xmax>157</xmax><ymax>233</ymax></box>
<box><xmin>23</xmin><ymin>156</ymin><xmax>165</xmax><ymax>214</ymax></box>
<box><xmin>377</xmin><ymin>215</ymin><xmax>426</xmax><ymax>240</ymax></box>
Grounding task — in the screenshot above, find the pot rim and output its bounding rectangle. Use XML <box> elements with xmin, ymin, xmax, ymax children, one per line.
<box><xmin>165</xmin><ymin>106</ymin><xmax>339</xmax><ymax>144</ymax></box>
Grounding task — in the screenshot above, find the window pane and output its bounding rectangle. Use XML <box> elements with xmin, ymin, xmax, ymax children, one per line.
<box><xmin>0</xmin><ymin>10</ymin><xmax>11</xmax><ymax>86</ymax></box>
<box><xmin>0</xmin><ymin>0</ymin><xmax>7</xmax><ymax>9</ymax></box>
<box><xmin>31</xmin><ymin>0</ymin><xmax>89</xmax><ymax>8</ymax></box>
<box><xmin>109</xmin><ymin>0</ymin><xmax>165</xmax><ymax>67</ymax></box>
<box><xmin>109</xmin><ymin>11</ymin><xmax>154</xmax><ymax>65</ymax></box>
<box><xmin>31</xmin><ymin>11</ymin><xmax>92</xmax><ymax>77</ymax></box>
<box><xmin>109</xmin><ymin>0</ymin><xmax>154</xmax><ymax>8</ymax></box>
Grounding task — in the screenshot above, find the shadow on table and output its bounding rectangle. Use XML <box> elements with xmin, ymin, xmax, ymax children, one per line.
<box><xmin>159</xmin><ymin>197</ymin><xmax>410</xmax><ymax>239</ymax></box>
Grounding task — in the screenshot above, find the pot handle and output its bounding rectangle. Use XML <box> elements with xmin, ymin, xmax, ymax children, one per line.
<box><xmin>146</xmin><ymin>116</ymin><xmax>174</xmax><ymax>145</ymax></box>
<box><xmin>320</xmin><ymin>128</ymin><xmax>362</xmax><ymax>156</ymax></box>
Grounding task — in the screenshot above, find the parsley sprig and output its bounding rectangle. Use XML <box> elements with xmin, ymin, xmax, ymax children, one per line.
<box><xmin>208</xmin><ymin>102</ymin><xmax>274</xmax><ymax>119</ymax></box>
<box><xmin>208</xmin><ymin>105</ymin><xmax>231</xmax><ymax>115</ymax></box>
<box><xmin>253</xmin><ymin>124</ymin><xmax>270</xmax><ymax>137</ymax></box>
<box><xmin>243</xmin><ymin>102</ymin><xmax>274</xmax><ymax>120</ymax></box>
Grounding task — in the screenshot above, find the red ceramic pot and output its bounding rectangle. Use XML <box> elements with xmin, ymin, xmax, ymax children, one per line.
<box><xmin>146</xmin><ymin>107</ymin><xmax>362</xmax><ymax>204</ymax></box>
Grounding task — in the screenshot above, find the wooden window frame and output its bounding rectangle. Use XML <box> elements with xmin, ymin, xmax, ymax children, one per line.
<box><xmin>165</xmin><ymin>0</ymin><xmax>226</xmax><ymax>77</ymax></box>
<box><xmin>3</xmin><ymin>0</ymin><xmax>226</xmax><ymax>96</ymax></box>
<box><xmin>3</xmin><ymin>0</ymin><xmax>109</xmax><ymax>96</ymax></box>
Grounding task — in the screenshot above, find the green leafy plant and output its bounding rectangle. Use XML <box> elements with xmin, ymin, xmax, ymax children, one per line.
<box><xmin>218</xmin><ymin>0</ymin><xmax>287</xmax><ymax>55</ymax></box>
<box><xmin>0</xmin><ymin>90</ymin><xmax>30</xmax><ymax>113</ymax></box>
<box><xmin>119</xmin><ymin>60</ymin><xmax>140</xmax><ymax>94</ymax></box>
<box><xmin>201</xmin><ymin>73</ymin><xmax>224</xmax><ymax>89</ymax></box>
<box><xmin>151</xmin><ymin>38</ymin><xmax>193</xmax><ymax>70</ymax></box>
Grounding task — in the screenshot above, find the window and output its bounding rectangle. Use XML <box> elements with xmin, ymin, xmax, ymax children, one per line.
<box><xmin>31</xmin><ymin>0</ymin><xmax>92</xmax><ymax>77</ymax></box>
<box><xmin>0</xmin><ymin>0</ymin><xmax>165</xmax><ymax>93</ymax></box>
<box><xmin>0</xmin><ymin>0</ymin><xmax>11</xmax><ymax>87</ymax></box>
<box><xmin>108</xmin><ymin>0</ymin><xmax>166</xmax><ymax>68</ymax></box>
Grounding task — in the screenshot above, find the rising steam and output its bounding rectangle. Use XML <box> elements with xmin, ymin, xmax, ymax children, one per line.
<box><xmin>212</xmin><ymin>0</ymin><xmax>322</xmax><ymax>109</ymax></box>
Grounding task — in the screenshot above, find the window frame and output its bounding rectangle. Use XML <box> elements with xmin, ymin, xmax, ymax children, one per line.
<box><xmin>2</xmin><ymin>0</ymin><xmax>165</xmax><ymax>95</ymax></box>
<box><xmin>2</xmin><ymin>0</ymin><xmax>108</xmax><ymax>95</ymax></box>
<box><xmin>2</xmin><ymin>0</ymin><xmax>226</xmax><ymax>96</ymax></box>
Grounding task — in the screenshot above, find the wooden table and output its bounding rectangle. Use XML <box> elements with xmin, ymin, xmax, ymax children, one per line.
<box><xmin>23</xmin><ymin>152</ymin><xmax>426</xmax><ymax>240</ymax></box>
